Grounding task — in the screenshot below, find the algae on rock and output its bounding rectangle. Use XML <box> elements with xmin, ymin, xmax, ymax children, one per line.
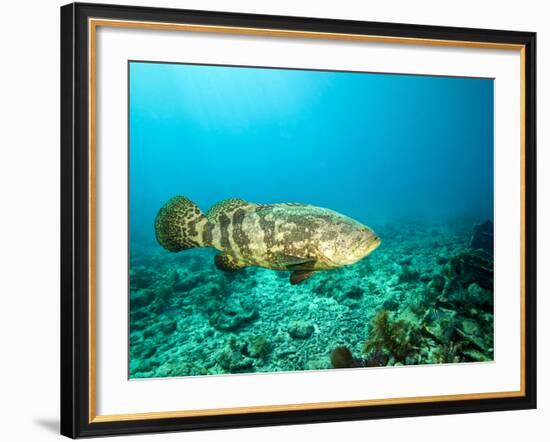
<box><xmin>364</xmin><ymin>309</ymin><xmax>419</xmax><ymax>364</ymax></box>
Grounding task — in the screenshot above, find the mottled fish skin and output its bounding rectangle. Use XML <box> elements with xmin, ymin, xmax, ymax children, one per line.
<box><xmin>205</xmin><ymin>203</ymin><xmax>380</xmax><ymax>270</ymax></box>
<box><xmin>155</xmin><ymin>197</ymin><xmax>381</xmax><ymax>275</ymax></box>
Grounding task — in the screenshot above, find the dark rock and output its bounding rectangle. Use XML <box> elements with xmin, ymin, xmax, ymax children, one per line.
<box><xmin>409</xmin><ymin>300</ymin><xmax>429</xmax><ymax>316</ymax></box>
<box><xmin>217</xmin><ymin>354</ymin><xmax>253</xmax><ymax>373</ymax></box>
<box><xmin>344</xmin><ymin>287</ymin><xmax>363</xmax><ymax>299</ymax></box>
<box><xmin>313</xmin><ymin>276</ymin><xmax>343</xmax><ymax>298</ymax></box>
<box><xmin>130</xmin><ymin>308</ymin><xmax>149</xmax><ymax>322</ymax></box>
<box><xmin>382</xmin><ymin>298</ymin><xmax>399</xmax><ymax>311</ymax></box>
<box><xmin>288</xmin><ymin>321</ymin><xmax>314</xmax><ymax>339</ymax></box>
<box><xmin>129</xmin><ymin>333</ymin><xmax>142</xmax><ymax>345</ymax></box>
<box><xmin>209</xmin><ymin>299</ymin><xmax>258</xmax><ymax>331</ymax></box>
<box><xmin>428</xmin><ymin>275</ymin><xmax>446</xmax><ymax>294</ymax></box>
<box><xmin>334</xmin><ymin>286</ymin><xmax>364</xmax><ymax>308</ymax></box>
<box><xmin>169</xmin><ymin>269</ymin><xmax>180</xmax><ymax>286</ymax></box>
<box><xmin>398</xmin><ymin>265</ymin><xmax>420</xmax><ymax>284</ymax></box>
<box><xmin>470</xmin><ymin>220</ymin><xmax>494</xmax><ymax>255</ymax></box>
<box><xmin>246</xmin><ymin>335</ymin><xmax>271</xmax><ymax>358</ymax></box>
<box><xmin>341</xmin><ymin>298</ymin><xmax>361</xmax><ymax>309</ymax></box>
<box><xmin>465</xmin><ymin>283</ymin><xmax>493</xmax><ymax>312</ymax></box>
<box><xmin>130</xmin><ymin>289</ymin><xmax>156</xmax><ymax>309</ymax></box>
<box><xmin>423</xmin><ymin>308</ymin><xmax>458</xmax><ymax>345</ymax></box>
<box><xmin>432</xmin><ymin>342</ymin><xmax>461</xmax><ymax>364</ymax></box>
<box><xmin>160</xmin><ymin>318</ymin><xmax>177</xmax><ymax>334</ymax></box>
<box><xmin>446</xmin><ymin>249</ymin><xmax>493</xmax><ymax>291</ymax></box>
<box><xmin>156</xmin><ymin>284</ymin><xmax>173</xmax><ymax>301</ymax></box>
<box><xmin>174</xmin><ymin>275</ymin><xmax>201</xmax><ymax>293</ymax></box>
<box><xmin>419</xmin><ymin>273</ymin><xmax>432</xmax><ymax>283</ymax></box>
<box><xmin>462</xmin><ymin>348</ymin><xmax>491</xmax><ymax>362</ymax></box>
<box><xmin>330</xmin><ymin>348</ymin><xmax>368</xmax><ymax>369</ymax></box>
<box><xmin>330</xmin><ymin>346</ymin><xmax>354</xmax><ymax>368</ymax></box>
<box><xmin>141</xmin><ymin>345</ymin><xmax>157</xmax><ymax>359</ymax></box>
<box><xmin>217</xmin><ymin>337</ymin><xmax>255</xmax><ymax>373</ymax></box>
<box><xmin>148</xmin><ymin>297</ymin><xmax>167</xmax><ymax>314</ymax></box>
<box><xmin>455</xmin><ymin>319</ymin><xmax>487</xmax><ymax>353</ymax></box>
<box><xmin>130</xmin><ymin>266</ymin><xmax>155</xmax><ymax>290</ymax></box>
<box><xmin>366</xmin><ymin>350</ymin><xmax>389</xmax><ymax>367</ymax></box>
<box><xmin>135</xmin><ymin>360</ymin><xmax>154</xmax><ymax>373</ymax></box>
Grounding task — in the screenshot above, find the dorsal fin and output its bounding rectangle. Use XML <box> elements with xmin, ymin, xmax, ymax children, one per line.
<box><xmin>206</xmin><ymin>198</ymin><xmax>251</xmax><ymax>223</ymax></box>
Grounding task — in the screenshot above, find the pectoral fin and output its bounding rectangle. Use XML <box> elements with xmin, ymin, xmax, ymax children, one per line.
<box><xmin>273</xmin><ymin>254</ymin><xmax>316</xmax><ymax>270</ymax></box>
<box><xmin>290</xmin><ymin>270</ymin><xmax>315</xmax><ymax>285</ymax></box>
<box><xmin>214</xmin><ymin>253</ymin><xmax>248</xmax><ymax>272</ymax></box>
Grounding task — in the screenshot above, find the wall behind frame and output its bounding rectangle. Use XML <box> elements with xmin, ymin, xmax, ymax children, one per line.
<box><xmin>0</xmin><ymin>0</ymin><xmax>545</xmax><ymax>441</ymax></box>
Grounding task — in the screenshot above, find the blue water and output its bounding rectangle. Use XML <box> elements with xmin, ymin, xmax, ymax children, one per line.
<box><xmin>128</xmin><ymin>61</ymin><xmax>494</xmax><ymax>378</ymax></box>
<box><xmin>129</xmin><ymin>61</ymin><xmax>493</xmax><ymax>245</ymax></box>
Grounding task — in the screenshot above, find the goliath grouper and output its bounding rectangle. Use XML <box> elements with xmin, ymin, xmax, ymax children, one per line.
<box><xmin>154</xmin><ymin>197</ymin><xmax>381</xmax><ymax>285</ymax></box>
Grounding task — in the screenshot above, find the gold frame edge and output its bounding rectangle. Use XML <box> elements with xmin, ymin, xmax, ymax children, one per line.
<box><xmin>87</xmin><ymin>18</ymin><xmax>527</xmax><ymax>423</ymax></box>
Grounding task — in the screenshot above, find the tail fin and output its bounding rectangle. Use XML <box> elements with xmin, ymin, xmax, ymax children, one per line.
<box><xmin>154</xmin><ymin>196</ymin><xmax>209</xmax><ymax>252</ymax></box>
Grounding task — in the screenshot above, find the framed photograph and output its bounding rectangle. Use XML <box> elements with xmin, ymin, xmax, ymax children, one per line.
<box><xmin>60</xmin><ymin>2</ymin><xmax>537</xmax><ymax>438</ymax></box>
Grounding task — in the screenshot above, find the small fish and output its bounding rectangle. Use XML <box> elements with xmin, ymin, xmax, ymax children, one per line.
<box><xmin>155</xmin><ymin>196</ymin><xmax>381</xmax><ymax>285</ymax></box>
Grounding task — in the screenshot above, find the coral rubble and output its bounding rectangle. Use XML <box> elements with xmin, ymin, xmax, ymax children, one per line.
<box><xmin>129</xmin><ymin>220</ymin><xmax>494</xmax><ymax>378</ymax></box>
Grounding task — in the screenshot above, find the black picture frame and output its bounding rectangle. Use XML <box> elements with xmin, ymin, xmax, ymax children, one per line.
<box><xmin>61</xmin><ymin>2</ymin><xmax>537</xmax><ymax>438</ymax></box>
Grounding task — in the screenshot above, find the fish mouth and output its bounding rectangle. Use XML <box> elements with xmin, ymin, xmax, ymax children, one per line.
<box><xmin>362</xmin><ymin>235</ymin><xmax>381</xmax><ymax>255</ymax></box>
<box><xmin>350</xmin><ymin>235</ymin><xmax>380</xmax><ymax>257</ymax></box>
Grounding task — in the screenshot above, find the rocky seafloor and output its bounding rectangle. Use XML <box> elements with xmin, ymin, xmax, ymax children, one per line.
<box><xmin>129</xmin><ymin>220</ymin><xmax>494</xmax><ymax>378</ymax></box>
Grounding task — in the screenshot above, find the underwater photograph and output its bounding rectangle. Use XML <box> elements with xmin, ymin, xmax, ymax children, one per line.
<box><xmin>128</xmin><ymin>61</ymin><xmax>494</xmax><ymax>379</ymax></box>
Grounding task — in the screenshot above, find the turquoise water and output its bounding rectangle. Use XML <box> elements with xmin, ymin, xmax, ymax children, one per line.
<box><xmin>129</xmin><ymin>61</ymin><xmax>494</xmax><ymax>378</ymax></box>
